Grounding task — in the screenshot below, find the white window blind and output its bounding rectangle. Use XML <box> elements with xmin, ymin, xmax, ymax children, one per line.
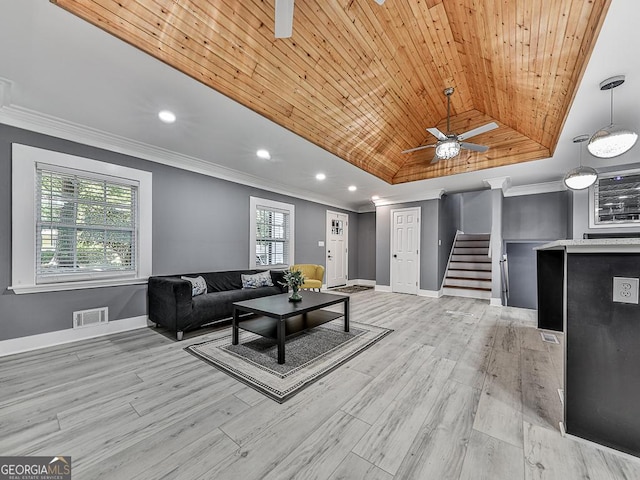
<box><xmin>255</xmin><ymin>205</ymin><xmax>290</xmax><ymax>267</ymax></box>
<box><xmin>36</xmin><ymin>164</ymin><xmax>139</xmax><ymax>283</ymax></box>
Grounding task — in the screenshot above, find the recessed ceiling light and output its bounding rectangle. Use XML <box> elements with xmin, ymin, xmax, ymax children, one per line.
<box><xmin>256</xmin><ymin>149</ymin><xmax>271</xmax><ymax>160</ymax></box>
<box><xmin>348</xmin><ymin>185</ymin><xmax>357</xmax><ymax>192</ymax></box>
<box><xmin>158</xmin><ymin>110</ymin><xmax>176</xmax><ymax>124</ymax></box>
<box><xmin>371</xmin><ymin>195</ymin><xmax>380</xmax><ymax>201</ymax></box>
<box><xmin>315</xmin><ymin>173</ymin><xmax>326</xmax><ymax>180</ymax></box>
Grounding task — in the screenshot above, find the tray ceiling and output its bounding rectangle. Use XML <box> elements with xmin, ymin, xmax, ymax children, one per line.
<box><xmin>51</xmin><ymin>0</ymin><xmax>611</xmax><ymax>184</ymax></box>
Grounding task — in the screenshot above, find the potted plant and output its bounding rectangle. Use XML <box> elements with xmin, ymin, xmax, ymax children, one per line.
<box><xmin>281</xmin><ymin>269</ymin><xmax>305</xmax><ymax>302</ymax></box>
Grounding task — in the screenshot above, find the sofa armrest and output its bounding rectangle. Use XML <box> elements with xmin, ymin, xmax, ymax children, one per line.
<box><xmin>270</xmin><ymin>269</ymin><xmax>288</xmax><ymax>293</ymax></box>
<box><xmin>148</xmin><ymin>276</ymin><xmax>192</xmax><ymax>333</ymax></box>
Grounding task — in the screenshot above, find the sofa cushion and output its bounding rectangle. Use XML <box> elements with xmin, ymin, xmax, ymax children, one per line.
<box><xmin>189</xmin><ymin>286</ymin><xmax>282</xmax><ymax>327</ymax></box>
<box><xmin>181</xmin><ymin>275</ymin><xmax>207</xmax><ymax>296</ymax></box>
<box><xmin>241</xmin><ymin>270</ymin><xmax>274</xmax><ymax>288</ymax></box>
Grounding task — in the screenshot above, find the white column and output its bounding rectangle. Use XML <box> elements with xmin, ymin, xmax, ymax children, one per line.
<box><xmin>484</xmin><ymin>177</ymin><xmax>510</xmax><ymax>306</ymax></box>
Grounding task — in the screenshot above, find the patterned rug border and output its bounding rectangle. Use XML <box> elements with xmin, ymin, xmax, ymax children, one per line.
<box><xmin>185</xmin><ymin>321</ymin><xmax>392</xmax><ymax>403</ymax></box>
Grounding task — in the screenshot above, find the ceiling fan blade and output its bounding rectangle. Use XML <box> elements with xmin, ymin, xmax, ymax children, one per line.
<box><xmin>426</xmin><ymin>127</ymin><xmax>447</xmax><ymax>141</ymax></box>
<box><xmin>402</xmin><ymin>144</ymin><xmax>436</xmax><ymax>154</ymax></box>
<box><xmin>460</xmin><ymin>142</ymin><xmax>489</xmax><ymax>153</ymax></box>
<box><xmin>430</xmin><ymin>154</ymin><xmax>440</xmax><ymax>165</ymax></box>
<box><xmin>275</xmin><ymin>0</ymin><xmax>294</xmax><ymax>38</ymax></box>
<box><xmin>458</xmin><ymin>122</ymin><xmax>498</xmax><ymax>141</ymax></box>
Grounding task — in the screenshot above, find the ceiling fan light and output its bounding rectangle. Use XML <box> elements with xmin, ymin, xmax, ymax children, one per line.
<box><xmin>587</xmin><ymin>125</ymin><xmax>638</xmax><ymax>158</ymax></box>
<box><xmin>435</xmin><ymin>139</ymin><xmax>460</xmax><ymax>159</ymax></box>
<box><xmin>563</xmin><ymin>165</ymin><xmax>598</xmax><ymax>190</ymax></box>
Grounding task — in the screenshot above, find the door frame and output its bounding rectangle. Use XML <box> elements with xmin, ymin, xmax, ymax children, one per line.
<box><xmin>325</xmin><ymin>210</ymin><xmax>349</xmax><ymax>288</ymax></box>
<box><xmin>390</xmin><ymin>207</ymin><xmax>421</xmax><ymax>294</ymax></box>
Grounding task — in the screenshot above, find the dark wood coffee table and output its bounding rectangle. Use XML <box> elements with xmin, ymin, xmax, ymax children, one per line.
<box><xmin>232</xmin><ymin>291</ymin><xmax>350</xmax><ymax>364</ymax></box>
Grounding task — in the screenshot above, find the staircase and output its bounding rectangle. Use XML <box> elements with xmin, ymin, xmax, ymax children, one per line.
<box><xmin>442</xmin><ymin>233</ymin><xmax>492</xmax><ymax>300</ymax></box>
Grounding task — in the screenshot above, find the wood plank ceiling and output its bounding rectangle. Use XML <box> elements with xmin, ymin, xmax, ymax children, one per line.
<box><xmin>51</xmin><ymin>0</ymin><xmax>611</xmax><ymax>184</ymax></box>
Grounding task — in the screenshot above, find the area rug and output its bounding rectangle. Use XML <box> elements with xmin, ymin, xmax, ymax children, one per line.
<box><xmin>329</xmin><ymin>285</ymin><xmax>374</xmax><ymax>294</ymax></box>
<box><xmin>185</xmin><ymin>320</ymin><xmax>392</xmax><ymax>403</ymax></box>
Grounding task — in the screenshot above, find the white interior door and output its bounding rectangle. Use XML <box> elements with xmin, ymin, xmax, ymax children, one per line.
<box><xmin>326</xmin><ymin>211</ymin><xmax>348</xmax><ymax>288</ymax></box>
<box><xmin>391</xmin><ymin>207</ymin><xmax>420</xmax><ymax>294</ymax></box>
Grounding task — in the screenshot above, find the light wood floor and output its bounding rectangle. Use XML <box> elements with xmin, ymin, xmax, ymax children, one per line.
<box><xmin>2</xmin><ymin>291</ymin><xmax>640</xmax><ymax>479</ymax></box>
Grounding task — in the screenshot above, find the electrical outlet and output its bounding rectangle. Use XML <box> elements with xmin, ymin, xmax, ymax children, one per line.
<box><xmin>613</xmin><ymin>277</ymin><xmax>639</xmax><ymax>304</ymax></box>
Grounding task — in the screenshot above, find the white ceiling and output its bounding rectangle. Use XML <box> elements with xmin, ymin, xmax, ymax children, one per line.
<box><xmin>1</xmin><ymin>0</ymin><xmax>640</xmax><ymax>212</ymax></box>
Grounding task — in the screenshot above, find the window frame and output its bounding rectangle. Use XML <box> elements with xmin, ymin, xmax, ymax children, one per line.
<box><xmin>11</xmin><ymin>144</ymin><xmax>152</xmax><ymax>294</ymax></box>
<box><xmin>589</xmin><ymin>167</ymin><xmax>640</xmax><ymax>229</ymax></box>
<box><xmin>249</xmin><ymin>196</ymin><xmax>295</xmax><ymax>269</ymax></box>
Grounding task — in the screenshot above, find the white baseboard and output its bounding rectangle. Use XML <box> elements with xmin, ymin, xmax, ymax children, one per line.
<box><xmin>348</xmin><ymin>279</ymin><xmax>376</xmax><ymax>287</ymax></box>
<box><xmin>418</xmin><ymin>289</ymin><xmax>442</xmax><ymax>298</ymax></box>
<box><xmin>490</xmin><ymin>298</ymin><xmax>503</xmax><ymax>307</ymax></box>
<box><xmin>0</xmin><ymin>315</ymin><xmax>150</xmax><ymax>358</ymax></box>
<box><xmin>374</xmin><ymin>285</ymin><xmax>392</xmax><ymax>293</ymax></box>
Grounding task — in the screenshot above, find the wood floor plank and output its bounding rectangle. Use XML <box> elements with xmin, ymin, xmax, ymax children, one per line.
<box><xmin>351</xmin><ymin>355</ymin><xmax>456</xmax><ymax>475</ymax></box>
<box><xmin>393</xmin><ymin>380</ymin><xmax>481</xmax><ymax>480</ymax></box>
<box><xmin>327</xmin><ymin>453</ymin><xmax>393</xmax><ymax>480</ymax></box>
<box><xmin>74</xmin><ymin>395</ymin><xmax>248</xmax><ymax>479</ymax></box>
<box><xmin>261</xmin><ymin>411</ymin><xmax>370</xmax><ymax>480</ymax></box>
<box><xmin>521</xmin><ymin>348</ymin><xmax>563</xmax><ymax>430</ymax></box>
<box><xmin>459</xmin><ymin>430</ymin><xmax>525</xmax><ymax>480</ymax></box>
<box><xmin>342</xmin><ymin>343</ymin><xmax>434</xmax><ymax>424</ymax></box>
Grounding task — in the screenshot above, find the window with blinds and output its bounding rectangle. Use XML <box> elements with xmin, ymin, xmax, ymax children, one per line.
<box><xmin>255</xmin><ymin>206</ymin><xmax>290</xmax><ymax>267</ymax></box>
<box><xmin>592</xmin><ymin>170</ymin><xmax>640</xmax><ymax>227</ymax></box>
<box><xmin>36</xmin><ymin>164</ymin><xmax>139</xmax><ymax>283</ymax></box>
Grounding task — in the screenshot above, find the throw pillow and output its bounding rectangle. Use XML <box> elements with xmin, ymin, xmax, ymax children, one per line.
<box><xmin>241</xmin><ymin>270</ymin><xmax>274</xmax><ymax>289</ymax></box>
<box><xmin>181</xmin><ymin>275</ymin><xmax>207</xmax><ymax>296</ymax></box>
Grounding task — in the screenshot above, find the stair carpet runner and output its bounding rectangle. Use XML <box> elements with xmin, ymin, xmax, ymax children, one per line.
<box><xmin>442</xmin><ymin>233</ymin><xmax>492</xmax><ymax>300</ymax></box>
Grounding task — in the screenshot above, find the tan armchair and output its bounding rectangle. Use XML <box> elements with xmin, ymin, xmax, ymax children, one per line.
<box><xmin>290</xmin><ymin>264</ymin><xmax>325</xmax><ymax>292</ymax></box>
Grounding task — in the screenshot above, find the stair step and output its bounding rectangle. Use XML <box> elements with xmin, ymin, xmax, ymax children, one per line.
<box><xmin>457</xmin><ymin>233</ymin><xmax>491</xmax><ymax>241</ymax></box>
<box><xmin>444</xmin><ymin>278</ymin><xmax>492</xmax><ymax>289</ymax></box>
<box><xmin>455</xmin><ymin>240</ymin><xmax>490</xmax><ymax>248</ymax></box>
<box><xmin>449</xmin><ymin>262</ymin><xmax>492</xmax><ymax>271</ymax></box>
<box><xmin>453</xmin><ymin>247</ymin><xmax>489</xmax><ymax>255</ymax></box>
<box><xmin>442</xmin><ymin>286</ymin><xmax>491</xmax><ymax>300</ymax></box>
<box><xmin>447</xmin><ymin>270</ymin><xmax>492</xmax><ymax>279</ymax></box>
<box><xmin>451</xmin><ymin>255</ymin><xmax>492</xmax><ymax>263</ymax></box>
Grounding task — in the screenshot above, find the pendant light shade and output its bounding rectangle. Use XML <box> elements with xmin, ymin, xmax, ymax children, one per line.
<box><xmin>588</xmin><ymin>76</ymin><xmax>638</xmax><ymax>158</ymax></box>
<box><xmin>564</xmin><ymin>165</ymin><xmax>598</xmax><ymax>190</ymax></box>
<box><xmin>564</xmin><ymin>134</ymin><xmax>597</xmax><ymax>191</ymax></box>
<box><xmin>435</xmin><ymin>138</ymin><xmax>461</xmax><ymax>159</ymax></box>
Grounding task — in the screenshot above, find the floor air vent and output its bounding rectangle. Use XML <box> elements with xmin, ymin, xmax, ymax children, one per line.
<box><xmin>73</xmin><ymin>307</ymin><xmax>108</xmax><ymax>328</ymax></box>
<box><xmin>540</xmin><ymin>332</ymin><xmax>559</xmax><ymax>344</ymax></box>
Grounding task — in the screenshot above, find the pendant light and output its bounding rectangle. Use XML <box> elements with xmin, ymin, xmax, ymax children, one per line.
<box><xmin>588</xmin><ymin>75</ymin><xmax>638</xmax><ymax>158</ymax></box>
<box><xmin>564</xmin><ymin>134</ymin><xmax>598</xmax><ymax>190</ymax></box>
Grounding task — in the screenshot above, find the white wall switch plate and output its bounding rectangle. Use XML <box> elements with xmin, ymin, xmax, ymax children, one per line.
<box><xmin>613</xmin><ymin>277</ymin><xmax>639</xmax><ymax>304</ymax></box>
<box><xmin>318</xmin><ymin>241</ymin><xmax>325</xmax><ymax>247</ymax></box>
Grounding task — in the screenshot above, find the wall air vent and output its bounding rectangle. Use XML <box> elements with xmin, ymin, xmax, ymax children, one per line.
<box><xmin>73</xmin><ymin>307</ymin><xmax>108</xmax><ymax>328</ymax></box>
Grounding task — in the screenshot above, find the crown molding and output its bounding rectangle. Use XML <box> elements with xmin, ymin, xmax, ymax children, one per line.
<box><xmin>503</xmin><ymin>180</ymin><xmax>567</xmax><ymax>197</ymax></box>
<box><xmin>0</xmin><ymin>77</ymin><xmax>12</xmax><ymax>108</ymax></box>
<box><xmin>373</xmin><ymin>188</ymin><xmax>446</xmax><ymax>207</ymax></box>
<box><xmin>483</xmin><ymin>176</ymin><xmax>511</xmax><ymax>192</ymax></box>
<box><xmin>0</xmin><ymin>104</ymin><xmax>360</xmax><ymax>212</ymax></box>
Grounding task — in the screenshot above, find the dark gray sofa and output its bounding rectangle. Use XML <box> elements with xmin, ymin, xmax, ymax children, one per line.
<box><xmin>148</xmin><ymin>269</ymin><xmax>286</xmax><ymax>340</ymax></box>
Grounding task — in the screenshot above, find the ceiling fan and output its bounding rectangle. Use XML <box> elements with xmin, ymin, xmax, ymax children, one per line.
<box><xmin>402</xmin><ymin>87</ymin><xmax>498</xmax><ymax>164</ymax></box>
<box><xmin>275</xmin><ymin>0</ymin><xmax>385</xmax><ymax>38</ymax></box>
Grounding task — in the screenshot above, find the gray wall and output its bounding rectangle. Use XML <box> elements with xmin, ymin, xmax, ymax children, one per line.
<box><xmin>356</xmin><ymin>212</ymin><xmax>376</xmax><ymax>281</ymax></box>
<box><xmin>438</xmin><ymin>193</ymin><xmax>462</xmax><ymax>288</ymax></box>
<box><xmin>461</xmin><ymin>190</ymin><xmax>492</xmax><ymax>233</ymax></box>
<box><xmin>0</xmin><ymin>124</ymin><xmax>365</xmax><ymax>341</ymax></box>
<box><xmin>375</xmin><ymin>200</ymin><xmax>440</xmax><ymax>291</ymax></box>
<box><xmin>503</xmin><ymin>191</ymin><xmax>570</xmax><ymax>241</ymax></box>
<box><xmin>571</xmin><ymin>188</ymin><xmax>640</xmax><ymax>239</ymax></box>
